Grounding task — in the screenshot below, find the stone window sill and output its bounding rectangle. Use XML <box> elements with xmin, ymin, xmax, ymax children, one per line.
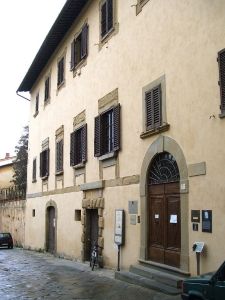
<box><xmin>219</xmin><ymin>111</ymin><xmax>225</xmax><ymax>118</ymax></box>
<box><xmin>41</xmin><ymin>175</ymin><xmax>48</xmax><ymax>181</ymax></box>
<box><xmin>73</xmin><ymin>162</ymin><xmax>85</xmax><ymax>170</ymax></box>
<box><xmin>33</xmin><ymin>111</ymin><xmax>39</xmax><ymax>118</ymax></box>
<box><xmin>140</xmin><ymin>123</ymin><xmax>170</xmax><ymax>139</ymax></box>
<box><xmin>98</xmin><ymin>151</ymin><xmax>117</xmax><ymax>161</ymax></box>
<box><xmin>55</xmin><ymin>171</ymin><xmax>63</xmax><ymax>176</ymax></box>
<box><xmin>32</xmin><ymin>179</ymin><xmax>37</xmax><ymax>183</ymax></box>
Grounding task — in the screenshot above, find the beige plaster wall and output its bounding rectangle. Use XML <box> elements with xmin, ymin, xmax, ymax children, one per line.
<box><xmin>26</xmin><ymin>0</ymin><xmax>225</xmax><ymax>274</ymax></box>
<box><xmin>0</xmin><ymin>165</ymin><xmax>14</xmax><ymax>188</ymax></box>
<box><xmin>0</xmin><ymin>200</ymin><xmax>25</xmax><ymax>247</ymax></box>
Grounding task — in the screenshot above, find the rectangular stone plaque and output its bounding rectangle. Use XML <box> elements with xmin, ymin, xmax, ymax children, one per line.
<box><xmin>130</xmin><ymin>215</ymin><xmax>137</xmax><ymax>225</ymax></box>
<box><xmin>128</xmin><ymin>201</ymin><xmax>138</xmax><ymax>214</ymax></box>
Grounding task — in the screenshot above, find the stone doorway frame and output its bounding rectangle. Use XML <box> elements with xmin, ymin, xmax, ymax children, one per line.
<box><xmin>140</xmin><ymin>135</ymin><xmax>189</xmax><ymax>272</ymax></box>
<box><xmin>45</xmin><ymin>200</ymin><xmax>58</xmax><ymax>254</ymax></box>
<box><xmin>81</xmin><ymin>196</ymin><xmax>104</xmax><ymax>262</ymax></box>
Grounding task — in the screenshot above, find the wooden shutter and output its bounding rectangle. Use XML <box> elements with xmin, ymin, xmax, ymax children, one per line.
<box><xmin>153</xmin><ymin>85</ymin><xmax>162</xmax><ymax>128</ymax></box>
<box><xmin>107</xmin><ymin>0</ymin><xmax>113</xmax><ymax>32</ymax></box>
<box><xmin>101</xmin><ymin>2</ymin><xmax>107</xmax><ymax>38</ymax></box>
<box><xmin>56</xmin><ymin>140</ymin><xmax>63</xmax><ymax>172</ymax></box>
<box><xmin>40</xmin><ymin>152</ymin><xmax>43</xmax><ymax>177</ymax></box>
<box><xmin>81</xmin><ymin>124</ymin><xmax>87</xmax><ymax>162</ymax></box>
<box><xmin>113</xmin><ymin>104</ymin><xmax>120</xmax><ymax>151</ymax></box>
<box><xmin>146</xmin><ymin>85</ymin><xmax>162</xmax><ymax>130</ymax></box>
<box><xmin>81</xmin><ymin>24</ymin><xmax>88</xmax><ymax>59</ymax></box>
<box><xmin>71</xmin><ymin>40</ymin><xmax>75</xmax><ymax>70</ymax></box>
<box><xmin>46</xmin><ymin>148</ymin><xmax>50</xmax><ymax>176</ymax></box>
<box><xmin>218</xmin><ymin>49</ymin><xmax>225</xmax><ymax>113</ymax></box>
<box><xmin>33</xmin><ymin>159</ymin><xmax>36</xmax><ymax>181</ymax></box>
<box><xmin>94</xmin><ymin>115</ymin><xmax>102</xmax><ymax>157</ymax></box>
<box><xmin>70</xmin><ymin>131</ymin><xmax>76</xmax><ymax>166</ymax></box>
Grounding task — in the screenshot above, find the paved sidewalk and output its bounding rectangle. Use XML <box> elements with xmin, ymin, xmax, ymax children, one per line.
<box><xmin>0</xmin><ymin>248</ymin><xmax>181</xmax><ymax>300</ymax></box>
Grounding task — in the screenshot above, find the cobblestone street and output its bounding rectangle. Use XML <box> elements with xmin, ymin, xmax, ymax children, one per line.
<box><xmin>0</xmin><ymin>248</ymin><xmax>181</xmax><ymax>300</ymax></box>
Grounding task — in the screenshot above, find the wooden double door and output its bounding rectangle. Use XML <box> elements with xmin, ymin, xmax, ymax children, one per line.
<box><xmin>46</xmin><ymin>206</ymin><xmax>56</xmax><ymax>254</ymax></box>
<box><xmin>148</xmin><ymin>182</ymin><xmax>181</xmax><ymax>268</ymax></box>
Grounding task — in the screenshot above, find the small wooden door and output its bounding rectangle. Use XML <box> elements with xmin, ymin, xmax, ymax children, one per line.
<box><xmin>85</xmin><ymin>209</ymin><xmax>99</xmax><ymax>261</ymax></box>
<box><xmin>47</xmin><ymin>206</ymin><xmax>55</xmax><ymax>253</ymax></box>
<box><xmin>149</xmin><ymin>183</ymin><xmax>181</xmax><ymax>267</ymax></box>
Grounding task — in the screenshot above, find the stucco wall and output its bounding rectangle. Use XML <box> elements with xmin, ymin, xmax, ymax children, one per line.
<box><xmin>25</xmin><ymin>0</ymin><xmax>225</xmax><ymax>274</ymax></box>
<box><xmin>0</xmin><ymin>200</ymin><xmax>25</xmax><ymax>247</ymax></box>
<box><xmin>0</xmin><ymin>165</ymin><xmax>14</xmax><ymax>188</ymax></box>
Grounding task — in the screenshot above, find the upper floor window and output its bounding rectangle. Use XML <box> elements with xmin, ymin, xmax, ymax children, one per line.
<box><xmin>100</xmin><ymin>0</ymin><xmax>113</xmax><ymax>39</ymax></box>
<box><xmin>40</xmin><ymin>148</ymin><xmax>50</xmax><ymax>178</ymax></box>
<box><xmin>71</xmin><ymin>24</ymin><xmax>88</xmax><ymax>70</ymax></box>
<box><xmin>34</xmin><ymin>93</ymin><xmax>39</xmax><ymax>116</ymax></box>
<box><xmin>94</xmin><ymin>104</ymin><xmax>120</xmax><ymax>157</ymax></box>
<box><xmin>141</xmin><ymin>75</ymin><xmax>169</xmax><ymax>138</ymax></box>
<box><xmin>218</xmin><ymin>49</ymin><xmax>225</xmax><ymax>118</ymax></box>
<box><xmin>44</xmin><ymin>76</ymin><xmax>50</xmax><ymax>103</ymax></box>
<box><xmin>32</xmin><ymin>158</ymin><xmax>37</xmax><ymax>182</ymax></box>
<box><xmin>57</xmin><ymin>57</ymin><xmax>65</xmax><ymax>87</ymax></box>
<box><xmin>70</xmin><ymin>124</ymin><xmax>87</xmax><ymax>167</ymax></box>
<box><xmin>56</xmin><ymin>139</ymin><xmax>63</xmax><ymax>173</ymax></box>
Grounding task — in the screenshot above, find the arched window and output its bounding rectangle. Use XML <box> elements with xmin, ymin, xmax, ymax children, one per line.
<box><xmin>148</xmin><ymin>152</ymin><xmax>180</xmax><ymax>185</ymax></box>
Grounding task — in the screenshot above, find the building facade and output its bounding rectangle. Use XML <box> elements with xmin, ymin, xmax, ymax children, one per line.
<box><xmin>18</xmin><ymin>0</ymin><xmax>225</xmax><ymax>275</ymax></box>
<box><xmin>0</xmin><ymin>153</ymin><xmax>15</xmax><ymax>189</ymax></box>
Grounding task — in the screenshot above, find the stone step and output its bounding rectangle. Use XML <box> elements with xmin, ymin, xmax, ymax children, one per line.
<box><xmin>115</xmin><ymin>271</ymin><xmax>181</xmax><ymax>295</ymax></box>
<box><xmin>130</xmin><ymin>264</ymin><xmax>185</xmax><ymax>288</ymax></box>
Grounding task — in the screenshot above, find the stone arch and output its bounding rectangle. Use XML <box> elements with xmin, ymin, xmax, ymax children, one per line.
<box><xmin>140</xmin><ymin>135</ymin><xmax>189</xmax><ymax>272</ymax></box>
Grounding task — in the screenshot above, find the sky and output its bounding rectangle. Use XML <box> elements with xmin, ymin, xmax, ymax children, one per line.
<box><xmin>0</xmin><ymin>0</ymin><xmax>66</xmax><ymax>158</ymax></box>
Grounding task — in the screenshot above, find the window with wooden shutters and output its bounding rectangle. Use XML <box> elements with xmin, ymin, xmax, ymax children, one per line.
<box><xmin>101</xmin><ymin>0</ymin><xmax>113</xmax><ymax>39</ymax></box>
<box><xmin>57</xmin><ymin>57</ymin><xmax>64</xmax><ymax>86</ymax></box>
<box><xmin>141</xmin><ymin>75</ymin><xmax>169</xmax><ymax>139</ymax></box>
<box><xmin>145</xmin><ymin>85</ymin><xmax>162</xmax><ymax>130</ymax></box>
<box><xmin>94</xmin><ymin>104</ymin><xmax>120</xmax><ymax>157</ymax></box>
<box><xmin>218</xmin><ymin>49</ymin><xmax>225</xmax><ymax>116</ymax></box>
<box><xmin>44</xmin><ymin>76</ymin><xmax>50</xmax><ymax>102</ymax></box>
<box><xmin>70</xmin><ymin>124</ymin><xmax>87</xmax><ymax>167</ymax></box>
<box><xmin>32</xmin><ymin>158</ymin><xmax>37</xmax><ymax>182</ymax></box>
<box><xmin>56</xmin><ymin>139</ymin><xmax>63</xmax><ymax>173</ymax></box>
<box><xmin>40</xmin><ymin>149</ymin><xmax>50</xmax><ymax>178</ymax></box>
<box><xmin>34</xmin><ymin>93</ymin><xmax>39</xmax><ymax>116</ymax></box>
<box><xmin>71</xmin><ymin>24</ymin><xmax>88</xmax><ymax>71</ymax></box>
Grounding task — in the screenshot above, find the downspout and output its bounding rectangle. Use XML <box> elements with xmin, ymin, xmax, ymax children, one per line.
<box><xmin>16</xmin><ymin>91</ymin><xmax>30</xmax><ymax>102</ymax></box>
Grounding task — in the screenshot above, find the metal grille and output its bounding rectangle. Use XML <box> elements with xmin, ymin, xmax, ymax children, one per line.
<box><xmin>149</xmin><ymin>152</ymin><xmax>180</xmax><ymax>185</ymax></box>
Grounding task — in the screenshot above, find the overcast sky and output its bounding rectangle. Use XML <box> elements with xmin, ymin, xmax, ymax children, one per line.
<box><xmin>0</xmin><ymin>0</ymin><xmax>66</xmax><ymax>158</ymax></box>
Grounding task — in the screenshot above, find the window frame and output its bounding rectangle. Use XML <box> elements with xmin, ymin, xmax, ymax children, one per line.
<box><xmin>32</xmin><ymin>158</ymin><xmax>37</xmax><ymax>182</ymax></box>
<box><xmin>141</xmin><ymin>75</ymin><xmax>169</xmax><ymax>139</ymax></box>
<box><xmin>218</xmin><ymin>48</ymin><xmax>225</xmax><ymax>118</ymax></box>
<box><xmin>71</xmin><ymin>23</ymin><xmax>89</xmax><ymax>71</ymax></box>
<box><xmin>94</xmin><ymin>104</ymin><xmax>120</xmax><ymax>159</ymax></box>
<box><xmin>55</xmin><ymin>139</ymin><xmax>64</xmax><ymax>174</ymax></box>
<box><xmin>34</xmin><ymin>93</ymin><xmax>39</xmax><ymax>117</ymax></box>
<box><xmin>57</xmin><ymin>56</ymin><xmax>65</xmax><ymax>88</ymax></box>
<box><xmin>40</xmin><ymin>148</ymin><xmax>50</xmax><ymax>179</ymax></box>
<box><xmin>44</xmin><ymin>75</ymin><xmax>51</xmax><ymax>104</ymax></box>
<box><xmin>70</xmin><ymin>124</ymin><xmax>87</xmax><ymax>168</ymax></box>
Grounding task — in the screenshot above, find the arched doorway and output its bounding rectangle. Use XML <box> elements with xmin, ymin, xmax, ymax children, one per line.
<box><xmin>148</xmin><ymin>152</ymin><xmax>180</xmax><ymax>267</ymax></box>
<box><xmin>46</xmin><ymin>206</ymin><xmax>56</xmax><ymax>253</ymax></box>
<box><xmin>139</xmin><ymin>135</ymin><xmax>189</xmax><ymax>272</ymax></box>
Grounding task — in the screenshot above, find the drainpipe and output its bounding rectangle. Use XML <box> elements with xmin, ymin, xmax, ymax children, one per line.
<box><xmin>16</xmin><ymin>91</ymin><xmax>30</xmax><ymax>102</ymax></box>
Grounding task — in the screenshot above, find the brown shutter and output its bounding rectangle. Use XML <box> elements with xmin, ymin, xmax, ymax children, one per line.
<box><xmin>153</xmin><ymin>85</ymin><xmax>162</xmax><ymax>128</ymax></box>
<box><xmin>146</xmin><ymin>85</ymin><xmax>162</xmax><ymax>130</ymax></box>
<box><xmin>94</xmin><ymin>115</ymin><xmax>101</xmax><ymax>157</ymax></box>
<box><xmin>70</xmin><ymin>131</ymin><xmax>76</xmax><ymax>166</ymax></box>
<box><xmin>82</xmin><ymin>124</ymin><xmax>87</xmax><ymax>162</ymax></box>
<box><xmin>81</xmin><ymin>24</ymin><xmax>88</xmax><ymax>59</ymax></box>
<box><xmin>218</xmin><ymin>49</ymin><xmax>225</xmax><ymax>113</ymax></box>
<box><xmin>107</xmin><ymin>0</ymin><xmax>113</xmax><ymax>31</ymax></box>
<box><xmin>57</xmin><ymin>61</ymin><xmax>60</xmax><ymax>86</ymax></box>
<box><xmin>113</xmin><ymin>104</ymin><xmax>120</xmax><ymax>151</ymax></box>
<box><xmin>56</xmin><ymin>141</ymin><xmax>63</xmax><ymax>172</ymax></box>
<box><xmin>101</xmin><ymin>2</ymin><xmax>107</xmax><ymax>38</ymax></box>
<box><xmin>33</xmin><ymin>159</ymin><xmax>36</xmax><ymax>181</ymax></box>
<box><xmin>146</xmin><ymin>90</ymin><xmax>154</xmax><ymax>130</ymax></box>
<box><xmin>71</xmin><ymin>39</ymin><xmax>75</xmax><ymax>70</ymax></box>
<box><xmin>46</xmin><ymin>148</ymin><xmax>50</xmax><ymax>176</ymax></box>
<box><xmin>40</xmin><ymin>152</ymin><xmax>43</xmax><ymax>177</ymax></box>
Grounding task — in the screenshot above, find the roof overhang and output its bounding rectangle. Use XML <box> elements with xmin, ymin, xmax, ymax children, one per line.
<box><xmin>17</xmin><ymin>0</ymin><xmax>88</xmax><ymax>93</ymax></box>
